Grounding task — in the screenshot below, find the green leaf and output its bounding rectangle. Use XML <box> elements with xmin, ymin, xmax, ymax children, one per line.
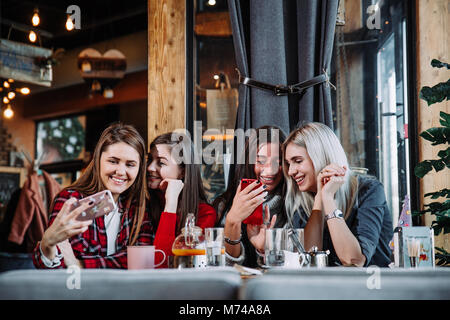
<box><xmin>435</xmin><ymin>247</ymin><xmax>447</xmax><ymax>254</ymax></box>
<box><xmin>437</xmin><ymin>147</ymin><xmax>450</xmax><ymax>168</ymax></box>
<box><xmin>433</xmin><ymin>225</ymin><xmax>443</xmax><ymax>236</ymax></box>
<box><xmin>424</xmin><ymin>189</ymin><xmax>450</xmax><ymax>199</ymax></box>
<box><xmin>415</xmin><ymin>161</ymin><xmax>433</xmax><ymax>178</ymax></box>
<box><xmin>430</xmin><ymin>159</ymin><xmax>445</xmax><ymax>172</ymax></box>
<box><xmin>419</xmin><ymin>79</ymin><xmax>450</xmax><ymax>106</ymax></box>
<box><xmin>440</xmin><ymin>112</ymin><xmax>450</xmax><ymax>128</ymax></box>
<box><xmin>419</xmin><ymin>127</ymin><xmax>450</xmax><ymax>145</ymax></box>
<box><xmin>431</xmin><ymin>59</ymin><xmax>450</xmax><ymax>69</ymax></box>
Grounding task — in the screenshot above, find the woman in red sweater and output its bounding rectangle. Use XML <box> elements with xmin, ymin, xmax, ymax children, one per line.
<box><xmin>147</xmin><ymin>132</ymin><xmax>217</xmax><ymax>267</ymax></box>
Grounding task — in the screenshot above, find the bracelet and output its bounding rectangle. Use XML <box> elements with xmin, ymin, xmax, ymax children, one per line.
<box><xmin>255</xmin><ymin>248</ymin><xmax>265</xmax><ymax>257</ymax></box>
<box><xmin>224</xmin><ymin>234</ymin><xmax>241</xmax><ymax>245</ymax></box>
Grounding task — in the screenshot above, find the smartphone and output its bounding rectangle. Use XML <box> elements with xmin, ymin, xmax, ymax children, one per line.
<box><xmin>73</xmin><ymin>190</ymin><xmax>117</xmax><ymax>221</ymax></box>
<box><xmin>241</xmin><ymin>178</ymin><xmax>264</xmax><ymax>225</ymax></box>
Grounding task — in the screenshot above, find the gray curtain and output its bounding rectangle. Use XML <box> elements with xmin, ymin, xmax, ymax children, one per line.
<box><xmin>229</xmin><ymin>0</ymin><xmax>339</xmax><ymax>133</ymax></box>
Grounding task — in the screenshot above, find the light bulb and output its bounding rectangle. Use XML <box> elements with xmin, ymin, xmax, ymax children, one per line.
<box><xmin>3</xmin><ymin>105</ymin><xmax>14</xmax><ymax>119</ymax></box>
<box><xmin>208</xmin><ymin>0</ymin><xmax>216</xmax><ymax>6</ymax></box>
<box><xmin>20</xmin><ymin>87</ymin><xmax>30</xmax><ymax>95</ymax></box>
<box><xmin>81</xmin><ymin>61</ymin><xmax>92</xmax><ymax>72</ymax></box>
<box><xmin>103</xmin><ymin>88</ymin><xmax>114</xmax><ymax>99</ymax></box>
<box><xmin>66</xmin><ymin>16</ymin><xmax>74</xmax><ymax>31</ymax></box>
<box><xmin>32</xmin><ymin>10</ymin><xmax>40</xmax><ymax>26</ymax></box>
<box><xmin>213</xmin><ymin>74</ymin><xmax>219</xmax><ymax>80</ymax></box>
<box><xmin>3</xmin><ymin>97</ymin><xmax>9</xmax><ymax>104</ymax></box>
<box><xmin>3</xmin><ymin>81</ymin><xmax>10</xmax><ymax>88</ymax></box>
<box><xmin>8</xmin><ymin>91</ymin><xmax>15</xmax><ymax>100</ymax></box>
<box><xmin>91</xmin><ymin>80</ymin><xmax>101</xmax><ymax>91</ymax></box>
<box><xmin>29</xmin><ymin>30</ymin><xmax>37</xmax><ymax>43</ymax></box>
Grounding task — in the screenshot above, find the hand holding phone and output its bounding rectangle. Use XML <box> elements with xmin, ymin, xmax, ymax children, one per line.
<box><xmin>241</xmin><ymin>179</ymin><xmax>264</xmax><ymax>225</ymax></box>
<box><xmin>73</xmin><ymin>190</ymin><xmax>117</xmax><ymax>221</ymax></box>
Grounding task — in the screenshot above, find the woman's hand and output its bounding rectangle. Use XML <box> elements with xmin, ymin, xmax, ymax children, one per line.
<box><xmin>41</xmin><ymin>198</ymin><xmax>93</xmax><ymax>260</ymax></box>
<box><xmin>317</xmin><ymin>164</ymin><xmax>346</xmax><ymax>198</ymax></box>
<box><xmin>160</xmin><ymin>178</ymin><xmax>184</xmax><ymax>213</ymax></box>
<box><xmin>247</xmin><ymin>206</ymin><xmax>277</xmax><ymax>252</ymax></box>
<box><xmin>227</xmin><ymin>180</ymin><xmax>267</xmax><ymax>225</ymax></box>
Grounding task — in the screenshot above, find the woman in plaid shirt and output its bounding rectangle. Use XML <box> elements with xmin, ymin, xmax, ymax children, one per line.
<box><xmin>33</xmin><ymin>123</ymin><xmax>152</xmax><ymax>269</ymax></box>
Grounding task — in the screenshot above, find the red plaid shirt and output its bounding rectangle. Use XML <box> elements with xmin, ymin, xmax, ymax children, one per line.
<box><xmin>33</xmin><ymin>189</ymin><xmax>154</xmax><ymax>269</ymax></box>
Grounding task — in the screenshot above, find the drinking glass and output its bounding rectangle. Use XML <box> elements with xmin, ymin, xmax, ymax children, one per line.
<box><xmin>265</xmin><ymin>228</ymin><xmax>286</xmax><ymax>267</ymax></box>
<box><xmin>205</xmin><ymin>228</ymin><xmax>225</xmax><ymax>267</ymax></box>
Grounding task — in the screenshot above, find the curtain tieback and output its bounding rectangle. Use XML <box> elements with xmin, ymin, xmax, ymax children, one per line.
<box><xmin>236</xmin><ymin>68</ymin><xmax>336</xmax><ymax>96</ymax></box>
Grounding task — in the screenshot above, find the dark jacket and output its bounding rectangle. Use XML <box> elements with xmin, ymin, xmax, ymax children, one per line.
<box><xmin>293</xmin><ymin>175</ymin><xmax>393</xmax><ymax>267</ymax></box>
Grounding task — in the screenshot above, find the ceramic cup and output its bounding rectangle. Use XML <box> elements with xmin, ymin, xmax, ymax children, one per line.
<box><xmin>127</xmin><ymin>245</ymin><xmax>166</xmax><ymax>269</ymax></box>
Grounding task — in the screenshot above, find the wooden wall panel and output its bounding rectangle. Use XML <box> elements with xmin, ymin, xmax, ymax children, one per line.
<box><xmin>148</xmin><ymin>0</ymin><xmax>186</xmax><ymax>146</ymax></box>
<box><xmin>22</xmin><ymin>70</ymin><xmax>148</xmax><ymax>120</ymax></box>
<box><xmin>416</xmin><ymin>0</ymin><xmax>450</xmax><ymax>250</ymax></box>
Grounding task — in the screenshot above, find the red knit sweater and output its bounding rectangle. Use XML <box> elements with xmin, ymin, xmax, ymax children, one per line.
<box><xmin>154</xmin><ymin>203</ymin><xmax>217</xmax><ymax>268</ymax></box>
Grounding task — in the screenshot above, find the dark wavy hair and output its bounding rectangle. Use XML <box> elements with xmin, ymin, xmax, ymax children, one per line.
<box><xmin>147</xmin><ymin>132</ymin><xmax>209</xmax><ymax>235</ymax></box>
<box><xmin>212</xmin><ymin>125</ymin><xmax>287</xmax><ymax>227</ymax></box>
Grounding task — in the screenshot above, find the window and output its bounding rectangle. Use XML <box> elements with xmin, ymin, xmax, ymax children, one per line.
<box><xmin>332</xmin><ymin>0</ymin><xmax>413</xmax><ymax>223</ymax></box>
<box><xmin>189</xmin><ymin>0</ymin><xmax>415</xmax><ymax>223</ymax></box>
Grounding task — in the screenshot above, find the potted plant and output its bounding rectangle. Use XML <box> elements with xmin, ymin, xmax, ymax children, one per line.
<box><xmin>414</xmin><ymin>59</ymin><xmax>450</xmax><ymax>266</ymax></box>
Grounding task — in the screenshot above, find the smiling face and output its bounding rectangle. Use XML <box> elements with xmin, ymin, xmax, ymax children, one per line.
<box><xmin>285</xmin><ymin>142</ymin><xmax>317</xmax><ymax>193</ymax></box>
<box><xmin>99</xmin><ymin>142</ymin><xmax>140</xmax><ymax>201</ymax></box>
<box><xmin>254</xmin><ymin>143</ymin><xmax>283</xmax><ymax>192</ymax></box>
<box><xmin>147</xmin><ymin>144</ymin><xmax>184</xmax><ymax>190</ymax></box>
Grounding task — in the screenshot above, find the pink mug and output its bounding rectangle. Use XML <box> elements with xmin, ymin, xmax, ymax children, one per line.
<box><xmin>127</xmin><ymin>246</ymin><xmax>166</xmax><ymax>269</ymax></box>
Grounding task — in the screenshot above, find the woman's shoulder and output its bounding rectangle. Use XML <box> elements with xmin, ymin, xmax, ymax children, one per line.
<box><xmin>356</xmin><ymin>175</ymin><xmax>387</xmax><ymax>207</ymax></box>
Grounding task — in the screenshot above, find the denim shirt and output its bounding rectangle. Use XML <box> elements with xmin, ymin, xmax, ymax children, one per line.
<box><xmin>293</xmin><ymin>176</ymin><xmax>393</xmax><ymax>267</ymax></box>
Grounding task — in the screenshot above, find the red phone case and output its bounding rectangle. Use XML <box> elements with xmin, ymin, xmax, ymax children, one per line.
<box><xmin>73</xmin><ymin>190</ymin><xmax>117</xmax><ymax>221</ymax></box>
<box><xmin>241</xmin><ymin>179</ymin><xmax>263</xmax><ymax>225</ymax></box>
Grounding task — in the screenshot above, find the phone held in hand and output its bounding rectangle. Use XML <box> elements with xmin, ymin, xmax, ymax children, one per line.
<box><xmin>241</xmin><ymin>178</ymin><xmax>263</xmax><ymax>225</ymax></box>
<box><xmin>73</xmin><ymin>190</ymin><xmax>117</xmax><ymax>221</ymax></box>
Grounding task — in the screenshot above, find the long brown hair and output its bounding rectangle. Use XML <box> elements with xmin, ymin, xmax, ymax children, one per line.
<box><xmin>67</xmin><ymin>122</ymin><xmax>147</xmax><ymax>245</ymax></box>
<box><xmin>213</xmin><ymin>125</ymin><xmax>287</xmax><ymax>226</ymax></box>
<box><xmin>147</xmin><ymin>132</ymin><xmax>208</xmax><ymax>235</ymax></box>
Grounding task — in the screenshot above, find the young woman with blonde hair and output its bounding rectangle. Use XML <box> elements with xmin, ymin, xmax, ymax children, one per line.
<box><xmin>283</xmin><ymin>122</ymin><xmax>393</xmax><ymax>267</ymax></box>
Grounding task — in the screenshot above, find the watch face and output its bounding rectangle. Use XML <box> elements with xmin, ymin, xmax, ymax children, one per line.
<box><xmin>327</xmin><ymin>209</ymin><xmax>344</xmax><ymax>221</ymax></box>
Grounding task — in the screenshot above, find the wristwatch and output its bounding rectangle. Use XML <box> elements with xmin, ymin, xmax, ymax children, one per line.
<box><xmin>325</xmin><ymin>209</ymin><xmax>344</xmax><ymax>221</ymax></box>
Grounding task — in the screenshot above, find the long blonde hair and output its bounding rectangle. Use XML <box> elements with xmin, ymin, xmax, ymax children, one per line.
<box><xmin>282</xmin><ymin>122</ymin><xmax>358</xmax><ymax>224</ymax></box>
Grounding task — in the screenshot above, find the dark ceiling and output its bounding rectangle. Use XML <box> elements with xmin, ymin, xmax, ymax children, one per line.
<box><xmin>0</xmin><ymin>0</ymin><xmax>147</xmax><ymax>50</ymax></box>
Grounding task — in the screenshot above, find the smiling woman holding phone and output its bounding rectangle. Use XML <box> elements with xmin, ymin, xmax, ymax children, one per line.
<box><xmin>33</xmin><ymin>122</ymin><xmax>153</xmax><ymax>269</ymax></box>
<box><xmin>213</xmin><ymin>126</ymin><xmax>287</xmax><ymax>268</ymax></box>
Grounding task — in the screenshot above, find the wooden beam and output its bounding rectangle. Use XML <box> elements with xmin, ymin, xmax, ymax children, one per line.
<box><xmin>416</xmin><ymin>0</ymin><xmax>450</xmax><ymax>250</ymax></box>
<box><xmin>195</xmin><ymin>11</ymin><xmax>232</xmax><ymax>37</ymax></box>
<box><xmin>148</xmin><ymin>0</ymin><xmax>186</xmax><ymax>146</ymax></box>
<box><xmin>22</xmin><ymin>70</ymin><xmax>147</xmax><ymax>120</ymax></box>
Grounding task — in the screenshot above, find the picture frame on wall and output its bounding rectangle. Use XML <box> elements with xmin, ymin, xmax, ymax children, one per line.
<box><xmin>0</xmin><ymin>166</ymin><xmax>27</xmax><ymax>223</ymax></box>
<box><xmin>36</xmin><ymin>115</ymin><xmax>86</xmax><ymax>165</ymax></box>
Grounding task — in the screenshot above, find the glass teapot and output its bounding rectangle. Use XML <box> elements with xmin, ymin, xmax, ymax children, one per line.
<box><xmin>172</xmin><ymin>213</ymin><xmax>205</xmax><ymax>256</ymax></box>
